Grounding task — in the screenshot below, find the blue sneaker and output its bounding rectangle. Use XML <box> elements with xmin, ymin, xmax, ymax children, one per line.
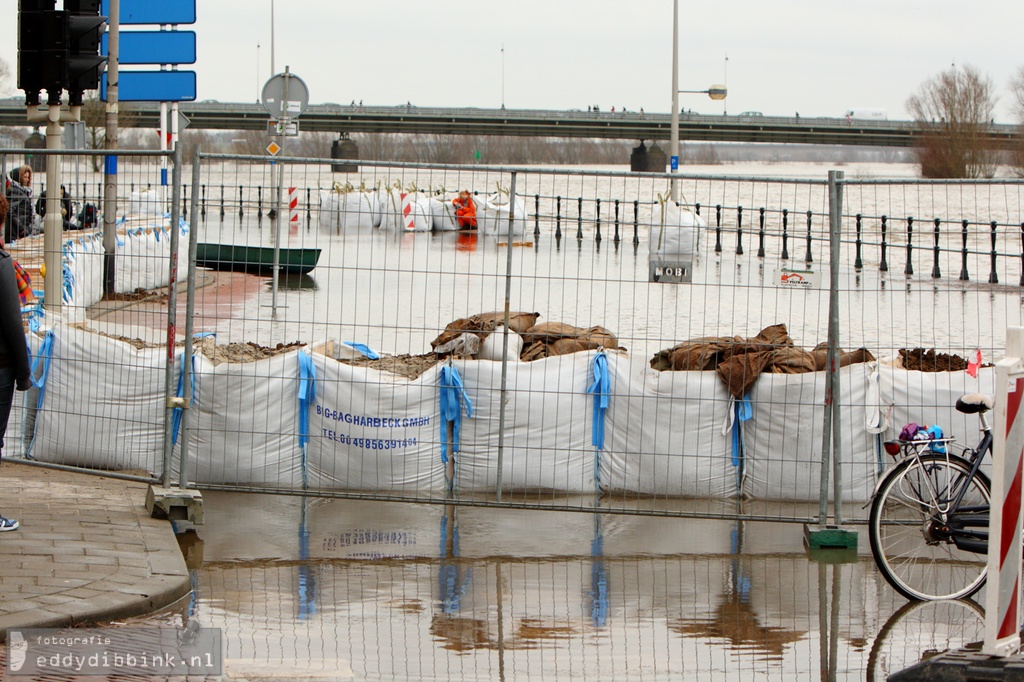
<box><xmin>0</xmin><ymin>516</ymin><xmax>19</xmax><ymax>532</ymax></box>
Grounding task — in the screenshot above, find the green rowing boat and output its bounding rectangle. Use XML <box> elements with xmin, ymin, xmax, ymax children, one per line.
<box><xmin>195</xmin><ymin>243</ymin><xmax>321</xmax><ymax>275</ymax></box>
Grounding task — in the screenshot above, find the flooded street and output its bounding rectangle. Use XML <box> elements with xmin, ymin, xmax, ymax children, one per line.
<box><xmin>147</xmin><ymin>492</ymin><xmax>987</xmax><ymax>681</ymax></box>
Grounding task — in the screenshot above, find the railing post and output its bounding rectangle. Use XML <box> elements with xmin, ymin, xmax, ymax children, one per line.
<box><xmin>880</xmin><ymin>215</ymin><xmax>888</xmax><ymax>271</ymax></box>
<box><xmin>595</xmin><ymin>198</ymin><xmax>602</xmax><ymax>243</ymax></box>
<box><xmin>932</xmin><ymin>217</ymin><xmax>942</xmax><ymax>279</ymax></box>
<box><xmin>757</xmin><ymin>207</ymin><xmax>766</xmax><ymax>258</ymax></box>
<box><xmin>714</xmin><ymin>204</ymin><xmax>722</xmax><ymax>253</ymax></box>
<box><xmin>257</xmin><ymin>186</ymin><xmax>263</xmax><ymax>217</ymax></box>
<box><xmin>989</xmin><ymin>220</ymin><xmax>1000</xmax><ymax>284</ymax></box>
<box><xmin>632</xmin><ymin>200</ymin><xmax>639</xmax><ymax>247</ymax></box>
<box><xmin>1019</xmin><ymin>223</ymin><xmax>1024</xmax><ymax>287</ymax></box>
<box><xmin>781</xmin><ymin>208</ymin><xmax>790</xmax><ymax>260</ymax></box>
<box><xmin>960</xmin><ymin>219</ymin><xmax>970</xmax><ymax>281</ymax></box>
<box><xmin>613</xmin><ymin>199</ymin><xmax>620</xmax><ymax>244</ymax></box>
<box><xmin>577</xmin><ymin>197</ymin><xmax>584</xmax><ymax>240</ymax></box>
<box><xmin>534</xmin><ymin>194</ymin><xmax>540</xmax><ymax>239</ymax></box>
<box><xmin>238</xmin><ymin>185</ymin><xmax>244</xmax><ymax>218</ymax></box>
<box><xmin>804</xmin><ymin>210</ymin><xmax>813</xmax><ymax>263</ymax></box>
<box><xmin>555</xmin><ymin>196</ymin><xmax>562</xmax><ymax>240</ymax></box>
<box><xmin>854</xmin><ymin>214</ymin><xmax>863</xmax><ymax>269</ymax></box>
<box><xmin>735</xmin><ymin>205</ymin><xmax>744</xmax><ymax>255</ymax></box>
<box><xmin>904</xmin><ymin>217</ymin><xmax>914</xmax><ymax>276</ymax></box>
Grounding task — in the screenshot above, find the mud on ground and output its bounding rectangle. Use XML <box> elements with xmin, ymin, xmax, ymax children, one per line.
<box><xmin>899</xmin><ymin>348</ymin><xmax>971</xmax><ymax>372</ymax></box>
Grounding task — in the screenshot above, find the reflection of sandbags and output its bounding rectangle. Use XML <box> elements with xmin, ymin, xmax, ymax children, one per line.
<box><xmin>649</xmin><ymin>202</ymin><xmax>707</xmax><ymax>259</ymax></box>
<box><xmin>478</xmin><ymin>324</ymin><xmax>523</xmax><ymax>362</ymax></box>
<box><xmin>431</xmin><ymin>311</ymin><xmax>541</xmax><ymax>350</ymax></box>
<box><xmin>520</xmin><ymin>323</ymin><xmax>620</xmax><ymax>361</ymax></box>
<box><xmin>320</xmin><ymin>188</ymin><xmax>378</xmax><ymax>232</ymax></box>
<box><xmin>478</xmin><ymin>193</ymin><xmax>527</xmax><ymax>236</ymax></box>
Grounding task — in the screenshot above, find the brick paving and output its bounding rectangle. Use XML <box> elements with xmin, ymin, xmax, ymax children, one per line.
<box><xmin>0</xmin><ymin>461</ymin><xmax>190</xmax><ymax>643</ymax></box>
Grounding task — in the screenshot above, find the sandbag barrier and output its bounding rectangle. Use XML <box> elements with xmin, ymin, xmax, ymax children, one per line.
<box><xmin>5</xmin><ymin>323</ymin><xmax>997</xmax><ymax>508</ymax></box>
<box><xmin>196</xmin><ymin>175</ymin><xmax>1024</xmax><ymax>282</ymax></box>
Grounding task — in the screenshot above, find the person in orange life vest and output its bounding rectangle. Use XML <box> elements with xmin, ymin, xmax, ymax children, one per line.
<box><xmin>452</xmin><ymin>190</ymin><xmax>477</xmax><ymax>229</ymax></box>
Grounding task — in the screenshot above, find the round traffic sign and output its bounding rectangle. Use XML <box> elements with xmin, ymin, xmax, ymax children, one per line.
<box><xmin>261</xmin><ymin>70</ymin><xmax>310</xmax><ymax>119</ymax></box>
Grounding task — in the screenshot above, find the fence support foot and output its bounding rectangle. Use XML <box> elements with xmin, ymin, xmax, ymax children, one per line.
<box><xmin>803</xmin><ymin>524</ymin><xmax>857</xmax><ymax>550</ymax></box>
<box><xmin>146</xmin><ymin>486</ymin><xmax>204</xmax><ymax>525</ymax></box>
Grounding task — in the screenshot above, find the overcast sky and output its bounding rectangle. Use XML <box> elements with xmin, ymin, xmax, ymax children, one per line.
<box><xmin>3</xmin><ymin>1</ymin><xmax>1024</xmax><ymax>122</ymax></box>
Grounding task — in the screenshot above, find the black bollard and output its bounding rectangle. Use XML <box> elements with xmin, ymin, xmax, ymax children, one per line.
<box><xmin>757</xmin><ymin>207</ymin><xmax>766</xmax><ymax>258</ymax></box>
<box><xmin>613</xmin><ymin>199</ymin><xmax>620</xmax><ymax>244</ymax></box>
<box><xmin>238</xmin><ymin>185</ymin><xmax>244</xmax><ymax>218</ymax></box>
<box><xmin>960</xmin><ymin>219</ymin><xmax>970</xmax><ymax>281</ymax></box>
<box><xmin>904</xmin><ymin>217</ymin><xmax>914</xmax><ymax>276</ymax></box>
<box><xmin>182</xmin><ymin>185</ymin><xmax>188</xmax><ymax>220</ymax></box>
<box><xmin>306</xmin><ymin>188</ymin><xmax>312</xmax><ymax>219</ymax></box>
<box><xmin>880</xmin><ymin>215</ymin><xmax>889</xmax><ymax>272</ymax></box>
<box><xmin>577</xmin><ymin>197</ymin><xmax>583</xmax><ymax>240</ymax></box>
<box><xmin>220</xmin><ymin>184</ymin><xmax>225</xmax><ymax>218</ymax></box>
<box><xmin>781</xmin><ymin>208</ymin><xmax>789</xmax><ymax>260</ymax></box>
<box><xmin>735</xmin><ymin>206</ymin><xmax>744</xmax><ymax>255</ymax></box>
<box><xmin>632</xmin><ymin>200</ymin><xmax>640</xmax><ymax>247</ymax></box>
<box><xmin>714</xmin><ymin>204</ymin><xmax>722</xmax><ymax>253</ymax></box>
<box><xmin>257</xmin><ymin>186</ymin><xmax>263</xmax><ymax>217</ymax></box>
<box><xmin>534</xmin><ymin>194</ymin><xmax>540</xmax><ymax>239</ymax></box>
<box><xmin>989</xmin><ymin>220</ymin><xmax>999</xmax><ymax>284</ymax></box>
<box><xmin>854</xmin><ymin>214</ymin><xmax>863</xmax><ymax>269</ymax></box>
<box><xmin>931</xmin><ymin>218</ymin><xmax>941</xmax><ymax>279</ymax></box>
<box><xmin>804</xmin><ymin>210</ymin><xmax>814</xmax><ymax>263</ymax></box>
<box><xmin>201</xmin><ymin>184</ymin><xmax>207</xmax><ymax>218</ymax></box>
<box><xmin>555</xmin><ymin>196</ymin><xmax>562</xmax><ymax>240</ymax></box>
<box><xmin>595</xmin><ymin>198</ymin><xmax>602</xmax><ymax>243</ymax></box>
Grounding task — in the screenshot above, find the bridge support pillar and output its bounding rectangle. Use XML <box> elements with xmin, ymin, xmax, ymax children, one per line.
<box><xmin>631</xmin><ymin>141</ymin><xmax>667</xmax><ymax>172</ymax></box>
<box><xmin>331</xmin><ymin>133</ymin><xmax>359</xmax><ymax>173</ymax></box>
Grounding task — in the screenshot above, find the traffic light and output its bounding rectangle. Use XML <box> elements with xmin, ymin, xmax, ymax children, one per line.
<box><xmin>65</xmin><ymin>0</ymin><xmax>107</xmax><ymax>106</ymax></box>
<box><xmin>18</xmin><ymin>0</ymin><xmax>65</xmax><ymax>106</ymax></box>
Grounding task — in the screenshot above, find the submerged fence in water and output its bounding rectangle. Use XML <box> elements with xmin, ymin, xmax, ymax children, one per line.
<box><xmin>5</xmin><ymin>148</ymin><xmax>1024</xmax><ymax>524</ymax></box>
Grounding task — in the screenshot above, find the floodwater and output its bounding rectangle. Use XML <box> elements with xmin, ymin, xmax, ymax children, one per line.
<box><xmin>139</xmin><ymin>492</ymin><xmax>989</xmax><ymax>681</ymax></box>
<box><xmin>90</xmin><ymin>161</ymin><xmax>1024</xmax><ymax>362</ymax></box>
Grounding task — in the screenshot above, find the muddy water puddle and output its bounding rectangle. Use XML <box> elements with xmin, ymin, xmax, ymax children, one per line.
<box><xmin>123</xmin><ymin>492</ymin><xmax>991</xmax><ymax>680</ymax></box>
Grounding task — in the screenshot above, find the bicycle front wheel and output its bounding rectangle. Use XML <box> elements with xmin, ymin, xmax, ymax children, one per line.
<box><xmin>869</xmin><ymin>454</ymin><xmax>991</xmax><ymax>601</ymax></box>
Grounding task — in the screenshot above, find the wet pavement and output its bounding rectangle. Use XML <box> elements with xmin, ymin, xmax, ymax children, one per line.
<box><xmin>0</xmin><ymin>465</ymin><xmax>1004</xmax><ymax>681</ymax></box>
<box><xmin>0</xmin><ymin>461</ymin><xmax>190</xmax><ymax>640</ymax></box>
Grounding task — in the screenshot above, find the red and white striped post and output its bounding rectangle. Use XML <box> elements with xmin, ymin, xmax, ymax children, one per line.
<box><xmin>985</xmin><ymin>326</ymin><xmax>1024</xmax><ymax>656</ymax></box>
<box><xmin>288</xmin><ymin>187</ymin><xmax>300</xmax><ymax>232</ymax></box>
<box><xmin>400</xmin><ymin>192</ymin><xmax>416</xmax><ymax>231</ymax></box>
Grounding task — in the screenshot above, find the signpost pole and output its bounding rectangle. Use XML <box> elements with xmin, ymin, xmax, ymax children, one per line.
<box><xmin>103</xmin><ymin>0</ymin><xmax>120</xmax><ymax>296</ymax></box>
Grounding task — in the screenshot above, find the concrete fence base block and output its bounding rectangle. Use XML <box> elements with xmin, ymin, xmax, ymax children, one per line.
<box><xmin>146</xmin><ymin>486</ymin><xmax>204</xmax><ymax>525</ymax></box>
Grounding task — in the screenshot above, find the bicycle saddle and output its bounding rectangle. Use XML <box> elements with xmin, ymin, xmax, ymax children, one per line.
<box><xmin>956</xmin><ymin>393</ymin><xmax>993</xmax><ymax>414</ymax></box>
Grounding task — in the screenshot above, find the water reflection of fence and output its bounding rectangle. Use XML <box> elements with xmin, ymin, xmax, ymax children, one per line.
<box><xmin>8</xmin><ymin>151</ymin><xmax>1024</xmax><ymax>527</ymax></box>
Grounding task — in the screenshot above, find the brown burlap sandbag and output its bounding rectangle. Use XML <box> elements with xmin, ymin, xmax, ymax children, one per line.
<box><xmin>430</xmin><ymin>311</ymin><xmax>540</xmax><ymax>350</ymax></box>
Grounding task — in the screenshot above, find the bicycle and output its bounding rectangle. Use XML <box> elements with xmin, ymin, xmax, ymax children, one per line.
<box><xmin>868</xmin><ymin>393</ymin><xmax>994</xmax><ymax>601</ymax></box>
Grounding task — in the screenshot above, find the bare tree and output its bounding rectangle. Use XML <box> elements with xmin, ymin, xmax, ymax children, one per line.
<box><xmin>0</xmin><ymin>57</ymin><xmax>12</xmax><ymax>97</ymax></box>
<box><xmin>906</xmin><ymin>64</ymin><xmax>997</xmax><ymax>178</ymax></box>
<box><xmin>1007</xmin><ymin>65</ymin><xmax>1024</xmax><ymax>175</ymax></box>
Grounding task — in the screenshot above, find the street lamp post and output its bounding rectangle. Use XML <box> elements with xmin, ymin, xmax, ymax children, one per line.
<box><xmin>669</xmin><ymin>0</ymin><xmax>726</xmax><ymax>202</ymax></box>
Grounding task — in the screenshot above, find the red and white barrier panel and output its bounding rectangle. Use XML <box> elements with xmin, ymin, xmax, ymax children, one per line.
<box><xmin>985</xmin><ymin>327</ymin><xmax>1024</xmax><ymax>656</ymax></box>
<box><xmin>288</xmin><ymin>187</ymin><xmax>300</xmax><ymax>225</ymax></box>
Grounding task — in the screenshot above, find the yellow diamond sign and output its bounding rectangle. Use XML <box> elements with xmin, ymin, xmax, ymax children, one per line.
<box><xmin>266</xmin><ymin>141</ymin><xmax>281</xmax><ymax>156</ymax></box>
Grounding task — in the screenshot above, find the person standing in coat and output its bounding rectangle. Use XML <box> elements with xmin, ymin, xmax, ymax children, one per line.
<box><xmin>0</xmin><ymin>193</ymin><xmax>32</xmax><ymax>531</ymax></box>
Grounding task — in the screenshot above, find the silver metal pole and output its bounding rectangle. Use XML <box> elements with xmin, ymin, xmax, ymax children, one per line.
<box><xmin>670</xmin><ymin>0</ymin><xmax>679</xmax><ymax>202</ymax></box>
<box><xmin>103</xmin><ymin>0</ymin><xmax>120</xmax><ymax>296</ymax></box>
<box><xmin>178</xmin><ymin>145</ymin><xmax>202</xmax><ymax>489</ymax></box>
<box><xmin>43</xmin><ymin>108</ymin><xmax>63</xmax><ymax>313</ymax></box>
<box><xmin>817</xmin><ymin>170</ymin><xmax>843</xmax><ymax>526</ymax></box>
<box><xmin>161</xmin><ymin>144</ymin><xmax>183</xmax><ymax>486</ymax></box>
<box><xmin>829</xmin><ymin>170</ymin><xmax>844</xmax><ymax>525</ymax></box>
<box><xmin>495</xmin><ymin>172</ymin><xmax>518</xmax><ymax>502</ymax></box>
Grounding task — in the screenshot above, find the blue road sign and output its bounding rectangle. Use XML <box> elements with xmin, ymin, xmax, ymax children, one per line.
<box><xmin>101</xmin><ymin>0</ymin><xmax>196</xmax><ymax>25</ymax></box>
<box><xmin>670</xmin><ymin>155</ymin><xmax>679</xmax><ymax>171</ymax></box>
<box><xmin>102</xmin><ymin>31</ymin><xmax>196</xmax><ymax>65</ymax></box>
<box><xmin>101</xmin><ymin>71</ymin><xmax>196</xmax><ymax>102</ymax></box>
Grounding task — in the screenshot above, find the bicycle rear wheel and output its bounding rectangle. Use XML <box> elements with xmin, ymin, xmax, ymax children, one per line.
<box><xmin>869</xmin><ymin>454</ymin><xmax>990</xmax><ymax>601</ymax></box>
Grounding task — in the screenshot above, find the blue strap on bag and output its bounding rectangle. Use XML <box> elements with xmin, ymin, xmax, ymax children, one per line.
<box><xmin>439</xmin><ymin>364</ymin><xmax>472</xmax><ymax>464</ymax></box>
